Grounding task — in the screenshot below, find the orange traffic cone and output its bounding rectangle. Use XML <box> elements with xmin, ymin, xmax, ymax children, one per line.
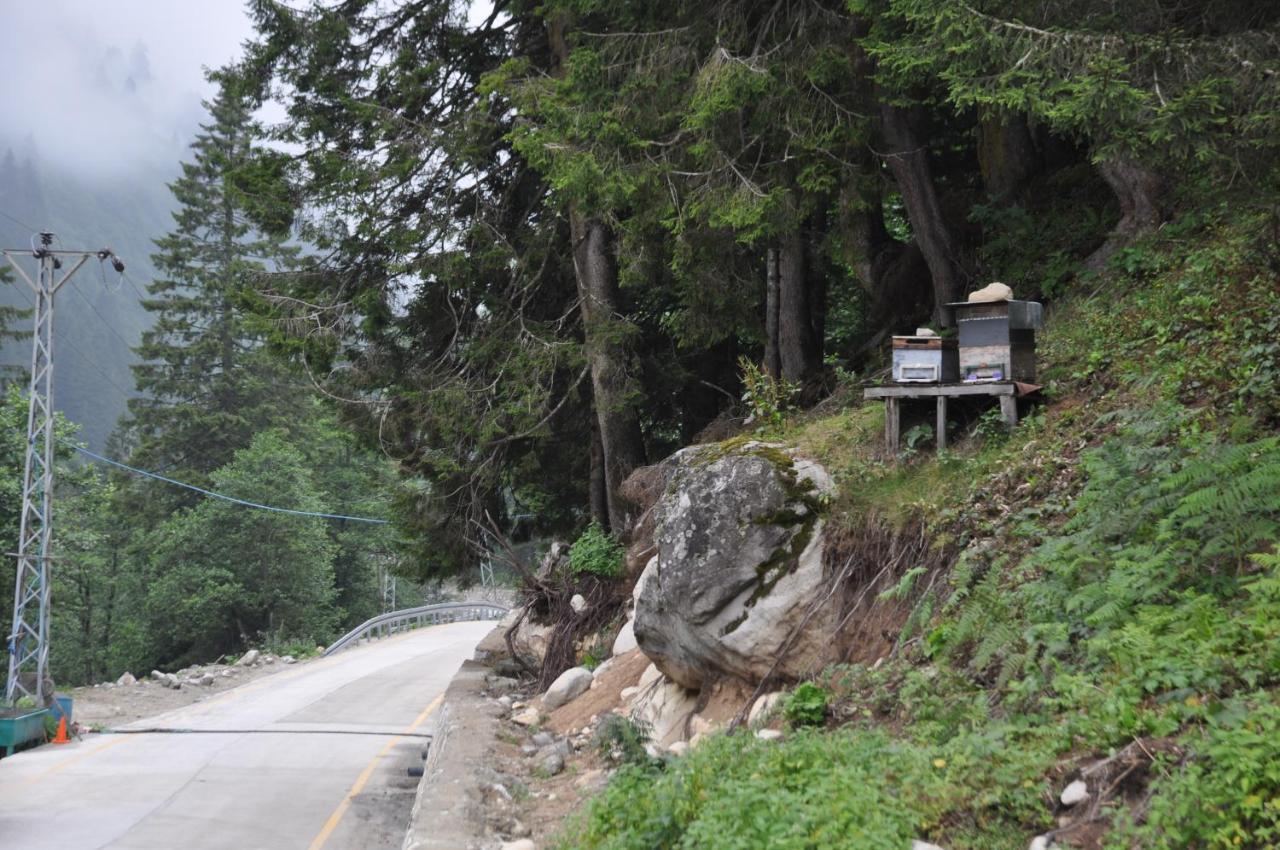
<box><xmin>51</xmin><ymin>715</ymin><xmax>70</xmax><ymax>745</ymax></box>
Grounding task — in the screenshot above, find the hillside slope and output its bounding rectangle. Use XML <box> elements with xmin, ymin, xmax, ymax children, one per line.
<box><xmin>559</xmin><ymin>206</ymin><xmax>1280</xmax><ymax>849</ymax></box>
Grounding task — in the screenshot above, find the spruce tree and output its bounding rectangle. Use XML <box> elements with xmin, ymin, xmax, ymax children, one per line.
<box><xmin>128</xmin><ymin>82</ymin><xmax>303</xmax><ymax>490</ymax></box>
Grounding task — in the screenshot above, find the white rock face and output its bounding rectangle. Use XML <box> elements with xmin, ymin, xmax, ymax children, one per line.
<box><xmin>748</xmin><ymin>691</ymin><xmax>784</xmax><ymax>728</ymax></box>
<box><xmin>632</xmin><ymin>443</ymin><xmax>837</xmax><ymax>688</ymax></box>
<box><xmin>612</xmin><ymin>619</ymin><xmax>638</xmax><ymax>656</ymax></box>
<box><xmin>542</xmin><ymin>667</ymin><xmax>593</xmax><ymax>711</ymax></box>
<box><xmin>755</xmin><ymin>729</ymin><xmax>783</xmax><ymax>741</ymax></box>
<box><xmin>1060</xmin><ymin>778</ymin><xmax>1089</xmax><ymax>806</ymax></box>
<box><xmin>237</xmin><ymin>649</ymin><xmax>260</xmax><ymax>667</ymax></box>
<box><xmin>570</xmin><ymin>593</ymin><xmax>587</xmax><ymax>613</ymax></box>
<box><xmin>638</xmin><ymin>663</ymin><xmax>663</xmax><ymax>688</ymax></box>
<box><xmin>629</xmin><ymin>673</ymin><xmax>699</xmax><ymax>746</ymax></box>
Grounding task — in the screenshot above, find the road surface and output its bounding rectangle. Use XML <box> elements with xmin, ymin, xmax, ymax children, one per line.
<box><xmin>0</xmin><ymin>620</ymin><xmax>494</xmax><ymax>850</ymax></box>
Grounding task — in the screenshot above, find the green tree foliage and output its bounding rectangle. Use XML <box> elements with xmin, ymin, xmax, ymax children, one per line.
<box><xmin>876</xmin><ymin>0</ymin><xmax>1280</xmax><ymax>173</ymax></box>
<box><xmin>0</xmin><ymin>385</ymin><xmax>88</xmax><ymax>638</ymax></box>
<box><xmin>144</xmin><ymin>432</ymin><xmax>338</xmax><ymax>665</ymax></box>
<box><xmin>128</xmin><ymin>80</ymin><xmax>306</xmax><ymax>494</ymax></box>
<box><xmin>235</xmin><ymin>1</ymin><xmax>596</xmax><ymax>573</ymax></box>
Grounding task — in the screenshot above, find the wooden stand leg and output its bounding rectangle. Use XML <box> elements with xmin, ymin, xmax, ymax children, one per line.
<box><xmin>885</xmin><ymin>398</ymin><xmax>900</xmax><ymax>454</ymax></box>
<box><xmin>1000</xmin><ymin>394</ymin><xmax>1018</xmax><ymax>428</ymax></box>
<box><xmin>936</xmin><ymin>396</ymin><xmax>947</xmax><ymax>453</ymax></box>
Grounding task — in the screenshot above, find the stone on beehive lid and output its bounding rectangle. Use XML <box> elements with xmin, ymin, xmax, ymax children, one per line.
<box><xmin>967</xmin><ymin>281</ymin><xmax>1013</xmax><ymax>303</ymax></box>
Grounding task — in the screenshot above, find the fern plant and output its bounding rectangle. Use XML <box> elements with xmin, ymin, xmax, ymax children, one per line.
<box><xmin>940</xmin><ymin>411</ymin><xmax>1280</xmax><ymax>705</ymax></box>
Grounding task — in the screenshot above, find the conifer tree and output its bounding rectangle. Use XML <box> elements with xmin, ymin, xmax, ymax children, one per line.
<box><xmin>128</xmin><ymin>81</ymin><xmax>304</xmax><ymax>490</ymax></box>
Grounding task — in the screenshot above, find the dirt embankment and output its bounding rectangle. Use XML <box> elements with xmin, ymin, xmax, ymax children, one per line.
<box><xmin>68</xmin><ymin>652</ymin><xmax>306</xmax><ymax>728</ymax></box>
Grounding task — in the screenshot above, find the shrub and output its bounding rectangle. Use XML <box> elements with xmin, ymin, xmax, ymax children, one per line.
<box><xmin>1118</xmin><ymin>692</ymin><xmax>1280</xmax><ymax>849</ymax></box>
<box><xmin>569</xmin><ymin>521</ymin><xmax>625</xmax><ymax>578</ymax></box>
<box><xmin>739</xmin><ymin>356</ymin><xmax>798</xmax><ymax>432</ymax></box>
<box><xmin>593</xmin><ymin>714</ymin><xmax>655</xmax><ymax>767</ymax></box>
<box><xmin>784</xmin><ymin>682</ymin><xmax>831</xmax><ymax>728</ymax></box>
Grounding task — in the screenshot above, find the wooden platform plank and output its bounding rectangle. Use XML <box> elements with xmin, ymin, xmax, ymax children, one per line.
<box><xmin>864</xmin><ymin>382</ymin><xmax>1016</xmax><ymax>399</ymax></box>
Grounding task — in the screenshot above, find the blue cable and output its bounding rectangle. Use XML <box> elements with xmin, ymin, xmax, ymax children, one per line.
<box><xmin>66</xmin><ymin>443</ymin><xmax>390</xmax><ymax>525</ymax></box>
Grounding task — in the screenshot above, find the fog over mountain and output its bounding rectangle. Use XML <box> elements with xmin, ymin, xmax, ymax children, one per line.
<box><xmin>0</xmin><ymin>1</ymin><xmax>254</xmax><ymax>449</ymax></box>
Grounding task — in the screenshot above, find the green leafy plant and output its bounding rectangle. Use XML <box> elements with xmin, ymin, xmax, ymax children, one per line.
<box><xmin>903</xmin><ymin>424</ymin><xmax>934</xmax><ymax>456</ymax></box>
<box><xmin>1118</xmin><ymin>692</ymin><xmax>1280</xmax><ymax>849</ymax></box>
<box><xmin>569</xmin><ymin>522</ymin><xmax>625</xmax><ymax>578</ymax></box>
<box><xmin>593</xmin><ymin>714</ymin><xmax>656</xmax><ymax>767</ymax></box>
<box><xmin>783</xmin><ymin>682</ymin><xmax>831</xmax><ymax>728</ymax></box>
<box><xmin>739</xmin><ymin>357</ymin><xmax>799</xmax><ymax>432</ymax></box>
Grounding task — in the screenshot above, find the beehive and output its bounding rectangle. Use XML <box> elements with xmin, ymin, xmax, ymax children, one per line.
<box><xmin>950</xmin><ymin>299</ymin><xmax>1043</xmax><ymax>382</ymax></box>
<box><xmin>892</xmin><ymin>335</ymin><xmax>959</xmax><ymax>383</ymax></box>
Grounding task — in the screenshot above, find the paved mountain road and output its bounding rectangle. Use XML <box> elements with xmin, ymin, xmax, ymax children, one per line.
<box><xmin>0</xmin><ymin>620</ymin><xmax>494</xmax><ymax>850</ymax></box>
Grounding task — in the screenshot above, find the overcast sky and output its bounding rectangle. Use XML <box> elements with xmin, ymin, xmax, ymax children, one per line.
<box><xmin>0</xmin><ymin>1</ymin><xmax>255</xmax><ymax>180</ymax></box>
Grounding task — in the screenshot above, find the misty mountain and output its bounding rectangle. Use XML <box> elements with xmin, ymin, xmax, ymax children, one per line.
<box><xmin>0</xmin><ymin>146</ymin><xmax>177</xmax><ymax>449</ymax></box>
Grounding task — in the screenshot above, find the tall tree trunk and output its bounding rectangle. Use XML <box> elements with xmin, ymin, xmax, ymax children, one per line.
<box><xmin>977</xmin><ymin>113</ymin><xmax>1041</xmax><ymax>198</ymax></box>
<box><xmin>571</xmin><ymin>214</ymin><xmax>646</xmax><ymax>533</ymax></box>
<box><xmin>807</xmin><ymin>214</ymin><xmax>828</xmax><ymax>355</ymax></box>
<box><xmin>588</xmin><ymin>414</ymin><xmax>608</xmax><ymax>528</ymax></box>
<box><xmin>777</xmin><ymin>222</ymin><xmax>821</xmax><ymax>383</ymax></box>
<box><xmin>879</xmin><ymin>102</ymin><xmax>963</xmax><ymax>326</ymax></box>
<box><xmin>1085</xmin><ymin>159</ymin><xmax>1165</xmax><ymax>271</ymax></box>
<box><xmin>763</xmin><ymin>247</ymin><xmax>781</xmax><ymax>378</ymax></box>
<box><xmin>551</xmin><ymin>14</ymin><xmax>646</xmax><ymax>533</ymax></box>
<box><xmin>846</xmin><ymin>181</ymin><xmax>933</xmax><ymax>341</ymax></box>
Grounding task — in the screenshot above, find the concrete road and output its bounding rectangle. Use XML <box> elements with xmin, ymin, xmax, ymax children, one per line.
<box><xmin>0</xmin><ymin>620</ymin><xmax>494</xmax><ymax>850</ymax></box>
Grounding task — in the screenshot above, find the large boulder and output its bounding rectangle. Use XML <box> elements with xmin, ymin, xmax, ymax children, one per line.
<box><xmin>633</xmin><ymin>440</ymin><xmax>836</xmax><ymax>689</ymax></box>
<box><xmin>484</xmin><ymin>606</ymin><xmax>555</xmax><ymax>666</ymax></box>
<box><xmin>542</xmin><ymin>666</ymin><xmax>593</xmax><ymax>711</ymax></box>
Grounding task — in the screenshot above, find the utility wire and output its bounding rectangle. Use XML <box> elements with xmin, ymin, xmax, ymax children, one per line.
<box><xmin>66</xmin><ymin>279</ymin><xmax>143</xmax><ymax>351</ymax></box>
<box><xmin>3</xmin><ymin>281</ymin><xmax>137</xmax><ymax>400</ymax></box>
<box><xmin>0</xmin><ymin>205</ymin><xmax>39</xmax><ymax>234</ymax></box>
<box><xmin>67</xmin><ymin>442</ymin><xmax>390</xmax><ymax>524</ymax></box>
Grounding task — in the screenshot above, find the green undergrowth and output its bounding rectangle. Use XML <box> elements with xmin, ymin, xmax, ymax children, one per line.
<box><xmin>560</xmin><ymin>207</ymin><xmax>1280</xmax><ymax>849</ymax></box>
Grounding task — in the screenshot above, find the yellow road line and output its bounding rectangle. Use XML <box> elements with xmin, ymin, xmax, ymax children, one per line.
<box><xmin>27</xmin><ymin>735</ymin><xmax>135</xmax><ymax>784</ymax></box>
<box><xmin>306</xmin><ymin>693</ymin><xmax>444</xmax><ymax>850</ymax></box>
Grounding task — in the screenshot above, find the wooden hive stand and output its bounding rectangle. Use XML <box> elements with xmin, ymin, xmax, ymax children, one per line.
<box><xmin>864</xmin><ymin>382</ymin><xmax>1022</xmax><ymax>455</ymax></box>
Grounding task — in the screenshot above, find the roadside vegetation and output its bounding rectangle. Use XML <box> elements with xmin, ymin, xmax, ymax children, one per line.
<box><xmin>559</xmin><ymin>209</ymin><xmax>1280</xmax><ymax>848</ymax></box>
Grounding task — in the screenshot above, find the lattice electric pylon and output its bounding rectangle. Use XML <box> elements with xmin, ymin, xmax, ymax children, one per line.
<box><xmin>3</xmin><ymin>235</ymin><xmax>117</xmax><ymax>705</ymax></box>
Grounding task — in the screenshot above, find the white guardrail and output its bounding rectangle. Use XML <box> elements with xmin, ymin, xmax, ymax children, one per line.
<box><xmin>322</xmin><ymin>601</ymin><xmax>511</xmax><ymax>657</ymax></box>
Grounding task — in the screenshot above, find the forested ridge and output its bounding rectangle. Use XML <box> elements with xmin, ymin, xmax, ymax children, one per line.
<box><xmin>1</xmin><ymin>0</ymin><xmax>1279</xmax><ymax>845</ymax></box>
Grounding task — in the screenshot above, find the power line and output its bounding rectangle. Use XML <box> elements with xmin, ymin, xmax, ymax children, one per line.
<box><xmin>120</xmin><ymin>269</ymin><xmax>153</xmax><ymax>306</ymax></box>
<box><xmin>0</xmin><ymin>205</ymin><xmax>39</xmax><ymax>234</ymax></box>
<box><xmin>67</xmin><ymin>442</ymin><xmax>390</xmax><ymax>524</ymax></box>
<box><xmin>66</xmin><ymin>276</ymin><xmax>142</xmax><ymax>351</ymax></box>
<box><xmin>3</xmin><ymin>279</ymin><xmax>136</xmax><ymax>400</ymax></box>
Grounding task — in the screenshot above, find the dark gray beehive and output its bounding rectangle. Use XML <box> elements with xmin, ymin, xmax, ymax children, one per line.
<box><xmin>950</xmin><ymin>299</ymin><xmax>1043</xmax><ymax>382</ymax></box>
